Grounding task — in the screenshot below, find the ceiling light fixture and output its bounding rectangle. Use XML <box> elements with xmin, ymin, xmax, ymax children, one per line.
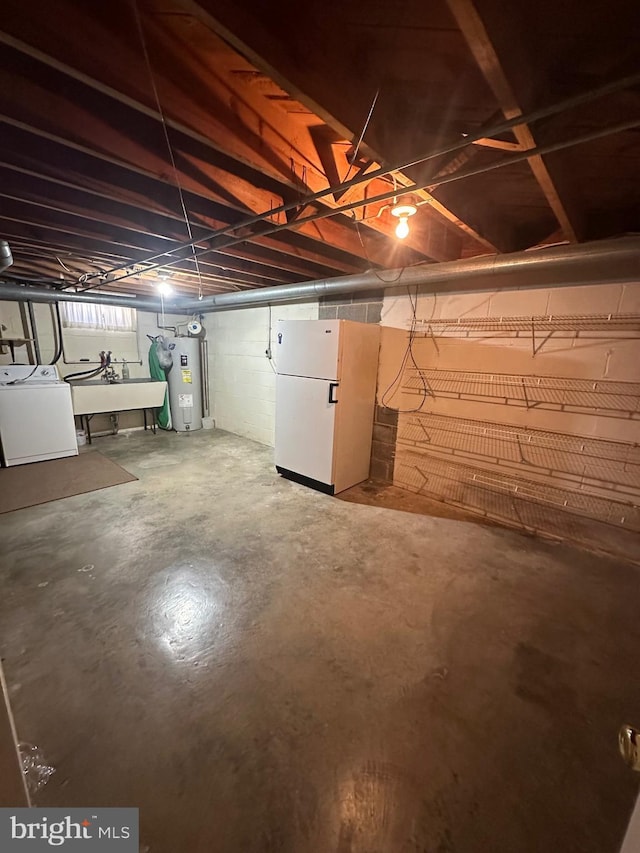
<box><xmin>390</xmin><ymin>201</ymin><xmax>418</xmax><ymax>240</ymax></box>
<box><xmin>157</xmin><ymin>280</ymin><xmax>173</xmax><ymax>297</ymax></box>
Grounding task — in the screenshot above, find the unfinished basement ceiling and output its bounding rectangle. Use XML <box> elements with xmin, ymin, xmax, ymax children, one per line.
<box><xmin>0</xmin><ymin>0</ymin><xmax>638</xmax><ymax>297</ymax></box>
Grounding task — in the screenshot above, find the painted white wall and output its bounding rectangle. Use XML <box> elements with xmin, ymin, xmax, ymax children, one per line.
<box><xmin>0</xmin><ymin>300</ymin><xmax>184</xmax><ymax>377</ymax></box>
<box><xmin>204</xmin><ymin>301</ymin><xmax>318</xmax><ymax>446</ymax></box>
<box><xmin>379</xmin><ymin>281</ymin><xmax>640</xmax><ymax>443</ymax></box>
<box><xmin>0</xmin><ymin>295</ymin><xmax>319</xmax><ymax>444</ymax></box>
<box><xmin>376</xmin><ymin>279</ymin><xmax>640</xmax><ymax>560</ymax></box>
<box><xmin>0</xmin><ymin>300</ymin><xmax>185</xmax><ymax>432</ymax></box>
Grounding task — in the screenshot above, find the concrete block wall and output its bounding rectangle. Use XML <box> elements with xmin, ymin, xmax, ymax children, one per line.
<box><xmin>377</xmin><ymin>281</ymin><xmax>640</xmax><ymax>562</ymax></box>
<box><xmin>318</xmin><ymin>291</ymin><xmax>383</xmax><ymax>324</ymax></box>
<box><xmin>370</xmin><ymin>405</ymin><xmax>398</xmax><ymax>483</ymax></box>
<box><xmin>204</xmin><ymin>301</ymin><xmax>318</xmax><ymax>446</ymax></box>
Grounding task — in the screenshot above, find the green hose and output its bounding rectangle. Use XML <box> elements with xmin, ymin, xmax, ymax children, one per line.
<box><xmin>149</xmin><ymin>342</ymin><xmax>172</xmax><ymax>430</ymax></box>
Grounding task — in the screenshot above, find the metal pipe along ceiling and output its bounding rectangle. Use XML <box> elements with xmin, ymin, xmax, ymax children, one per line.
<box><xmin>0</xmin><ymin>281</ymin><xmax>185</xmax><ymax>313</ymax></box>
<box><xmin>179</xmin><ymin>236</ymin><xmax>640</xmax><ymax>312</ymax></box>
<box><xmin>1</xmin><ymin>236</ymin><xmax>639</xmax><ymax>313</ymax></box>
<box><xmin>76</xmin><ymin>71</ymin><xmax>640</xmax><ymax>288</ymax></box>
<box><xmin>84</xmin><ymin>115</ymin><xmax>640</xmax><ymax>289</ymax></box>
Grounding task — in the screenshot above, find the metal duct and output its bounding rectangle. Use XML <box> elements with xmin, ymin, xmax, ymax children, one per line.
<box><xmin>0</xmin><ymin>241</ymin><xmax>13</xmax><ymax>272</ymax></box>
<box><xmin>0</xmin><ymin>281</ymin><xmax>191</xmax><ymax>313</ymax></box>
<box><xmin>179</xmin><ymin>236</ymin><xmax>640</xmax><ymax>312</ymax></box>
<box><xmin>1</xmin><ymin>236</ymin><xmax>638</xmax><ymax>314</ymax></box>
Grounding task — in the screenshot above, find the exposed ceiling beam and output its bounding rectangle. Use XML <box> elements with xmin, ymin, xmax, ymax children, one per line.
<box><xmin>472</xmin><ymin>137</ymin><xmax>523</xmax><ymax>151</ymax></box>
<box><xmin>0</xmin><ymin>116</ymin><xmax>378</xmax><ymax>277</ymax></box>
<box><xmin>146</xmin><ymin>8</ymin><xmax>458</xmax><ymax>261</ymax></box>
<box><xmin>0</xmin><ymin>141</ymin><xmax>364</xmax><ymax>278</ymax></box>
<box><xmin>0</xmin><ymin>16</ymin><xmax>427</xmax><ymax>266</ymax></box>
<box><xmin>0</xmin><ymin>109</ymin><xmax>424</xmax><ymax>278</ymax></box>
<box><xmin>0</xmin><ymin>199</ymin><xmax>294</xmax><ymax>290</ymax></box>
<box><xmin>104</xmin><ymin>114</ymin><xmax>639</xmax><ymax>285</ymax></box>
<box><xmin>0</xmin><ymin>172</ymin><xmax>347</xmax><ymax>285</ymax></box>
<box><xmin>5</xmin><ymin>7</ymin><xmax>633</xmax><ymax>292</ymax></box>
<box><xmin>3</xmin><ymin>237</ymin><xmax>228</xmax><ymax>296</ymax></box>
<box><xmin>0</xmin><ymin>218</ymin><xmax>267</xmax><ymax>291</ymax></box>
<box><xmin>0</xmin><ymin>29</ymin><xmax>295</xmax><ymax>188</ymax></box>
<box><xmin>146</xmin><ymin>11</ymin><xmax>327</xmax><ymax>186</ymax></box>
<box><xmin>168</xmin><ymin>0</ymin><xmax>496</xmax><ymax>256</ymax></box>
<box><xmin>0</xmin><ymin>161</ymin><xmax>347</xmax><ymax>281</ymax></box>
<box><xmin>446</xmin><ymin>0</ymin><xmax>583</xmax><ymax>243</ymax></box>
<box><xmin>0</xmin><ymin>31</ymin><xmax>410</xmax><ymax>272</ymax></box>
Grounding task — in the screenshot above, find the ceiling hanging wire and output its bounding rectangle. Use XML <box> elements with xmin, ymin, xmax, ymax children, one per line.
<box><xmin>344</xmin><ymin>88</ymin><xmax>380</xmax><ymax>183</ymax></box>
<box><xmin>131</xmin><ymin>0</ymin><xmax>204</xmax><ymax>301</ymax></box>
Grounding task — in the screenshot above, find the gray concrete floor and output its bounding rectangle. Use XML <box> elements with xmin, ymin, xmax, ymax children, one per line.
<box><xmin>1</xmin><ymin>429</ymin><xmax>640</xmax><ymax>852</ymax></box>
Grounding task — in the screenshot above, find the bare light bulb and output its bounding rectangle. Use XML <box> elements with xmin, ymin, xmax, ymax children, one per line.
<box><xmin>157</xmin><ymin>280</ymin><xmax>173</xmax><ymax>296</ymax></box>
<box><xmin>395</xmin><ymin>216</ymin><xmax>410</xmax><ymax>239</ymax></box>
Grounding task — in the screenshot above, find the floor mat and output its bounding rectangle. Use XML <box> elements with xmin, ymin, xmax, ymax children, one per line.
<box><xmin>0</xmin><ymin>451</ymin><xmax>137</xmax><ymax>514</ymax></box>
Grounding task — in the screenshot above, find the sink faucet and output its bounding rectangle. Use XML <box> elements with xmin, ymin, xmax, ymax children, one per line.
<box><xmin>102</xmin><ymin>365</ymin><xmax>119</xmax><ymax>383</ymax></box>
<box><xmin>98</xmin><ymin>350</ymin><xmax>119</xmax><ymax>383</ymax></box>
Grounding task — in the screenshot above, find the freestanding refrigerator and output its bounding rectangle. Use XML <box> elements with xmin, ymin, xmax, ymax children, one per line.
<box><xmin>275</xmin><ymin>319</ymin><xmax>380</xmax><ymax>494</ymax></box>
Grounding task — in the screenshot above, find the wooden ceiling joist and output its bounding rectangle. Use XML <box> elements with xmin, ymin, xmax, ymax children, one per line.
<box><xmin>157</xmin><ymin>0</ymin><xmax>497</xmax><ymax>259</ymax></box>
<box><xmin>0</xmin><ymin>18</ymin><xmax>425</xmax><ymax>272</ymax></box>
<box><xmin>0</xmin><ymin>112</ymin><xmax>385</xmax><ymax>280</ymax></box>
<box><xmin>0</xmin><ymin>66</ymin><xmax>392</xmax><ymax>289</ymax></box>
<box><xmin>446</xmin><ymin>0</ymin><xmax>583</xmax><ymax>243</ymax></box>
<box><xmin>0</xmin><ymin>118</ymin><xmax>369</xmax><ymax>278</ymax></box>
<box><xmin>0</xmin><ymin>212</ymin><xmax>280</xmax><ymax>290</ymax></box>
<box><xmin>1</xmin><ymin>0</ymin><xmax>635</xmax><ymax>292</ymax></box>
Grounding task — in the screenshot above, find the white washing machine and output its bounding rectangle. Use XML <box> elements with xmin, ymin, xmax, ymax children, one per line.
<box><xmin>0</xmin><ymin>365</ymin><xmax>78</xmax><ymax>466</ymax></box>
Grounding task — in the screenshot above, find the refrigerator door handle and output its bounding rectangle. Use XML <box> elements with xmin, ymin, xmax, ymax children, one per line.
<box><xmin>328</xmin><ymin>382</ymin><xmax>339</xmax><ymax>404</ymax></box>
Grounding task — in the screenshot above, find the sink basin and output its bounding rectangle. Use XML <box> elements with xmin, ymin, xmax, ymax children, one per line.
<box><xmin>70</xmin><ymin>378</ymin><xmax>159</xmax><ymax>386</ymax></box>
<box><xmin>70</xmin><ymin>379</ymin><xmax>167</xmax><ymax>415</ymax></box>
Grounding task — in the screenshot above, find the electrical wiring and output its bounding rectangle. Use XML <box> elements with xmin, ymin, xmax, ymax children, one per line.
<box><xmin>156</xmin><ymin>312</ymin><xmax>177</xmax><ymax>335</ymax></box>
<box><xmin>358</xmin><ymin>201</ymin><xmax>392</xmax><ymax>222</ymax></box>
<box><xmin>56</xmin><ymin>256</ymin><xmax>78</xmax><ymax>276</ymax></box>
<box><xmin>266</xmin><ymin>304</ymin><xmax>277</xmax><ymax>373</ymax></box>
<box><xmin>354</xmin><ymin>221</ymin><xmax>405</xmax><ymax>285</ymax></box>
<box><xmin>380</xmin><ymin>287</ymin><xmax>432</xmax><ymax>413</ymax></box>
<box><xmin>343</xmin><ymin>88</ymin><xmax>380</xmax><ymax>183</ymax></box>
<box><xmin>132</xmin><ymin>0</ymin><xmax>204</xmax><ymax>301</ymax></box>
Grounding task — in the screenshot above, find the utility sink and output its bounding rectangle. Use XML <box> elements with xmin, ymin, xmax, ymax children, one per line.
<box><xmin>71</xmin><ymin>378</ymin><xmax>158</xmax><ymax>385</ymax></box>
<box><xmin>70</xmin><ymin>378</ymin><xmax>167</xmax><ymax>415</ymax></box>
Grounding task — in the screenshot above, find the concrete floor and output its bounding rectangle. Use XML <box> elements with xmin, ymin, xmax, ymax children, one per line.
<box><xmin>1</xmin><ymin>429</ymin><xmax>639</xmax><ymax>852</ymax></box>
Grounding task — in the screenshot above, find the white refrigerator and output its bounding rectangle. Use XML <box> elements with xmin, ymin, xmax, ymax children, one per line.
<box><xmin>275</xmin><ymin>319</ymin><xmax>380</xmax><ymax>494</ymax></box>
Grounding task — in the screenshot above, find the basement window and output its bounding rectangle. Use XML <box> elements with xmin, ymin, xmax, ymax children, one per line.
<box><xmin>59</xmin><ymin>301</ymin><xmax>140</xmax><ymax>364</ymax></box>
<box><xmin>60</xmin><ymin>302</ymin><xmax>137</xmax><ymax>332</ymax></box>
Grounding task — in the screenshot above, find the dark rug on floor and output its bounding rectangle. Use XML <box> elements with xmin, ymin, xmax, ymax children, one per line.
<box><xmin>0</xmin><ymin>451</ymin><xmax>137</xmax><ymax>514</ymax></box>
